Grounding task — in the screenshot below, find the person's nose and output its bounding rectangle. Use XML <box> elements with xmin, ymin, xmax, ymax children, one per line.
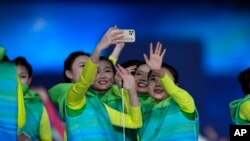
<box><xmin>141</xmin><ymin>73</ymin><xmax>148</xmax><ymax>81</ymax></box>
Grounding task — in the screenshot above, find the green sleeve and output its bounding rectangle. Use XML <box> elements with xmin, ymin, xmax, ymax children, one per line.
<box><xmin>160</xmin><ymin>74</ymin><xmax>195</xmax><ymax>114</ymax></box>
<box><xmin>239</xmin><ymin>101</ymin><xmax>250</xmax><ymax>121</ymax></box>
<box><xmin>104</xmin><ymin>104</ymin><xmax>142</xmax><ymax>129</ymax></box>
<box><xmin>66</xmin><ymin>58</ymin><xmax>97</xmax><ymax>116</ymax></box>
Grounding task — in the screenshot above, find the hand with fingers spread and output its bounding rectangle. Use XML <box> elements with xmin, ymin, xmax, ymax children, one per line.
<box><xmin>144</xmin><ymin>42</ymin><xmax>166</xmax><ymax>78</ymax></box>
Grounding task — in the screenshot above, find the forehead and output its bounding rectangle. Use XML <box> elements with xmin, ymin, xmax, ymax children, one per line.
<box><xmin>137</xmin><ymin>64</ymin><xmax>150</xmax><ymax>72</ymax></box>
<box><xmin>73</xmin><ymin>55</ymin><xmax>88</xmax><ymax>64</ymax></box>
<box><xmin>17</xmin><ymin>65</ymin><xmax>29</xmax><ymax>73</ymax></box>
<box><xmin>99</xmin><ymin>60</ymin><xmax>113</xmax><ymax>68</ymax></box>
<box><xmin>150</xmin><ymin>68</ymin><xmax>174</xmax><ymax>81</ymax></box>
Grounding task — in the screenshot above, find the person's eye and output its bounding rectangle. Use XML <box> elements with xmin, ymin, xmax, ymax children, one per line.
<box><xmin>135</xmin><ymin>72</ymin><xmax>142</xmax><ymax>76</ymax></box>
<box><xmin>21</xmin><ymin>75</ymin><xmax>27</xmax><ymax>79</ymax></box>
<box><xmin>105</xmin><ymin>70</ymin><xmax>112</xmax><ymax>73</ymax></box>
<box><xmin>150</xmin><ymin>77</ymin><xmax>156</xmax><ymax>81</ymax></box>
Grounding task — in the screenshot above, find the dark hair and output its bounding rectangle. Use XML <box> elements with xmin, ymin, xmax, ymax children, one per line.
<box><xmin>238</xmin><ymin>67</ymin><xmax>250</xmax><ymax>95</ymax></box>
<box><xmin>2</xmin><ymin>55</ymin><xmax>9</xmax><ymax>62</ymax></box>
<box><xmin>148</xmin><ymin>62</ymin><xmax>179</xmax><ymax>84</ymax></box>
<box><xmin>162</xmin><ymin>63</ymin><xmax>179</xmax><ymax>84</ymax></box>
<box><xmin>12</xmin><ymin>56</ymin><xmax>32</xmax><ymax>77</ymax></box>
<box><xmin>100</xmin><ymin>56</ymin><xmax>115</xmax><ymax>74</ymax></box>
<box><xmin>64</xmin><ymin>51</ymin><xmax>90</xmax><ymax>82</ymax></box>
<box><xmin>121</xmin><ymin>59</ymin><xmax>142</xmax><ymax>75</ymax></box>
<box><xmin>121</xmin><ymin>59</ymin><xmax>141</xmax><ymax>68</ymax></box>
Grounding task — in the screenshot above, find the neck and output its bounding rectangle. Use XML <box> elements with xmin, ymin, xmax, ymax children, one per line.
<box><xmin>138</xmin><ymin>92</ymin><xmax>148</xmax><ymax>96</ymax></box>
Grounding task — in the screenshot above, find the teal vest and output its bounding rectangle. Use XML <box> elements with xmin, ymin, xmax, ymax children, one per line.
<box><xmin>138</xmin><ymin>94</ymin><xmax>150</xmax><ymax>105</ymax></box>
<box><xmin>139</xmin><ymin>98</ymin><xmax>199</xmax><ymax>141</ymax></box>
<box><xmin>66</xmin><ymin>91</ymin><xmax>116</xmax><ymax>141</ymax></box>
<box><xmin>0</xmin><ymin>62</ymin><xmax>18</xmax><ymax>140</ymax></box>
<box><xmin>49</xmin><ymin>83</ymin><xmax>73</xmax><ymax>121</ymax></box>
<box><xmin>230</xmin><ymin>94</ymin><xmax>250</xmax><ymax>124</ymax></box>
<box><xmin>100</xmin><ymin>85</ymin><xmax>138</xmax><ymax>141</ymax></box>
<box><xmin>19</xmin><ymin>86</ymin><xmax>44</xmax><ymax>140</ymax></box>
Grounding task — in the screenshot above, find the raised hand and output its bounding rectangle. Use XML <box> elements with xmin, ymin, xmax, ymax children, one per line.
<box><xmin>96</xmin><ymin>27</ymin><xmax>124</xmax><ymax>51</ymax></box>
<box><xmin>144</xmin><ymin>42</ymin><xmax>166</xmax><ymax>71</ymax></box>
<box><xmin>115</xmin><ymin>65</ymin><xmax>137</xmax><ymax>87</ymax></box>
<box><xmin>125</xmin><ymin>65</ymin><xmax>137</xmax><ymax>74</ymax></box>
<box><xmin>115</xmin><ymin>64</ymin><xmax>136</xmax><ymax>91</ymax></box>
<box><xmin>91</xmin><ymin>26</ymin><xmax>124</xmax><ymax>64</ymax></box>
<box><xmin>115</xmin><ymin>64</ymin><xmax>139</xmax><ymax>107</ymax></box>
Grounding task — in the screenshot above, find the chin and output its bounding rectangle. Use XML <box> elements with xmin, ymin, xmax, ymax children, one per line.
<box><xmin>100</xmin><ymin>86</ymin><xmax>111</xmax><ymax>91</ymax></box>
<box><xmin>138</xmin><ymin>89</ymin><xmax>148</xmax><ymax>93</ymax></box>
<box><xmin>153</xmin><ymin>95</ymin><xmax>163</xmax><ymax>100</ymax></box>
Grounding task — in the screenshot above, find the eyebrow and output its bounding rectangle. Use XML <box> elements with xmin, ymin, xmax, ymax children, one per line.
<box><xmin>19</xmin><ymin>72</ymin><xmax>28</xmax><ymax>75</ymax></box>
<box><xmin>78</xmin><ymin>62</ymin><xmax>86</xmax><ymax>65</ymax></box>
<box><xmin>103</xmin><ymin>66</ymin><xmax>112</xmax><ymax>69</ymax></box>
<box><xmin>149</xmin><ymin>74</ymin><xmax>158</xmax><ymax>77</ymax></box>
<box><xmin>136</xmin><ymin>70</ymin><xmax>149</xmax><ymax>75</ymax></box>
<box><xmin>135</xmin><ymin>70</ymin><xmax>143</xmax><ymax>73</ymax></box>
<box><xmin>150</xmin><ymin>74</ymin><xmax>156</xmax><ymax>77</ymax></box>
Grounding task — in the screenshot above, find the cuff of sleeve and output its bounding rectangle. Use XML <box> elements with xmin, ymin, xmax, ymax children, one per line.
<box><xmin>130</xmin><ymin>106</ymin><xmax>142</xmax><ymax>128</ymax></box>
<box><xmin>108</xmin><ymin>55</ymin><xmax>117</xmax><ymax>65</ymax></box>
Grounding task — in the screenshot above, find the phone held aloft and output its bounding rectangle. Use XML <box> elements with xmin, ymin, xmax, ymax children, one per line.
<box><xmin>111</xmin><ymin>29</ymin><xmax>135</xmax><ymax>43</ymax></box>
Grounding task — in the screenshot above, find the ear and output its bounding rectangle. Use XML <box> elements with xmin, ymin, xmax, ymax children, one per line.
<box><xmin>65</xmin><ymin>70</ymin><xmax>73</xmax><ymax>80</ymax></box>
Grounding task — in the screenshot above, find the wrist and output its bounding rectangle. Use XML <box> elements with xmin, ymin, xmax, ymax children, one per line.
<box><xmin>95</xmin><ymin>44</ymin><xmax>104</xmax><ymax>53</ymax></box>
<box><xmin>128</xmin><ymin>87</ymin><xmax>137</xmax><ymax>94</ymax></box>
<box><xmin>153</xmin><ymin>69</ymin><xmax>165</xmax><ymax>78</ymax></box>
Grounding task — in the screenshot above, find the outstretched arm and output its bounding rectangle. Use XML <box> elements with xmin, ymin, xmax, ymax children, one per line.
<box><xmin>144</xmin><ymin>42</ymin><xmax>195</xmax><ymax>114</ymax></box>
<box><xmin>66</xmin><ymin>27</ymin><xmax>124</xmax><ymax>111</ymax></box>
<box><xmin>108</xmin><ymin>26</ymin><xmax>125</xmax><ymax>65</ymax></box>
<box><xmin>160</xmin><ymin>75</ymin><xmax>195</xmax><ymax>114</ymax></box>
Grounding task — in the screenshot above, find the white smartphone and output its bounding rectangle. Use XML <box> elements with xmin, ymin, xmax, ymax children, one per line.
<box><xmin>111</xmin><ymin>29</ymin><xmax>136</xmax><ymax>42</ymax></box>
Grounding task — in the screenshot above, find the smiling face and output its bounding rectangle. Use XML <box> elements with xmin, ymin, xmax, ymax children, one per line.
<box><xmin>91</xmin><ymin>59</ymin><xmax>114</xmax><ymax>93</ymax></box>
<box><xmin>16</xmin><ymin>64</ymin><xmax>32</xmax><ymax>85</ymax></box>
<box><xmin>148</xmin><ymin>68</ymin><xmax>175</xmax><ymax>103</ymax></box>
<box><xmin>65</xmin><ymin>55</ymin><xmax>89</xmax><ymax>83</ymax></box>
<box><xmin>134</xmin><ymin>64</ymin><xmax>150</xmax><ymax>94</ymax></box>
